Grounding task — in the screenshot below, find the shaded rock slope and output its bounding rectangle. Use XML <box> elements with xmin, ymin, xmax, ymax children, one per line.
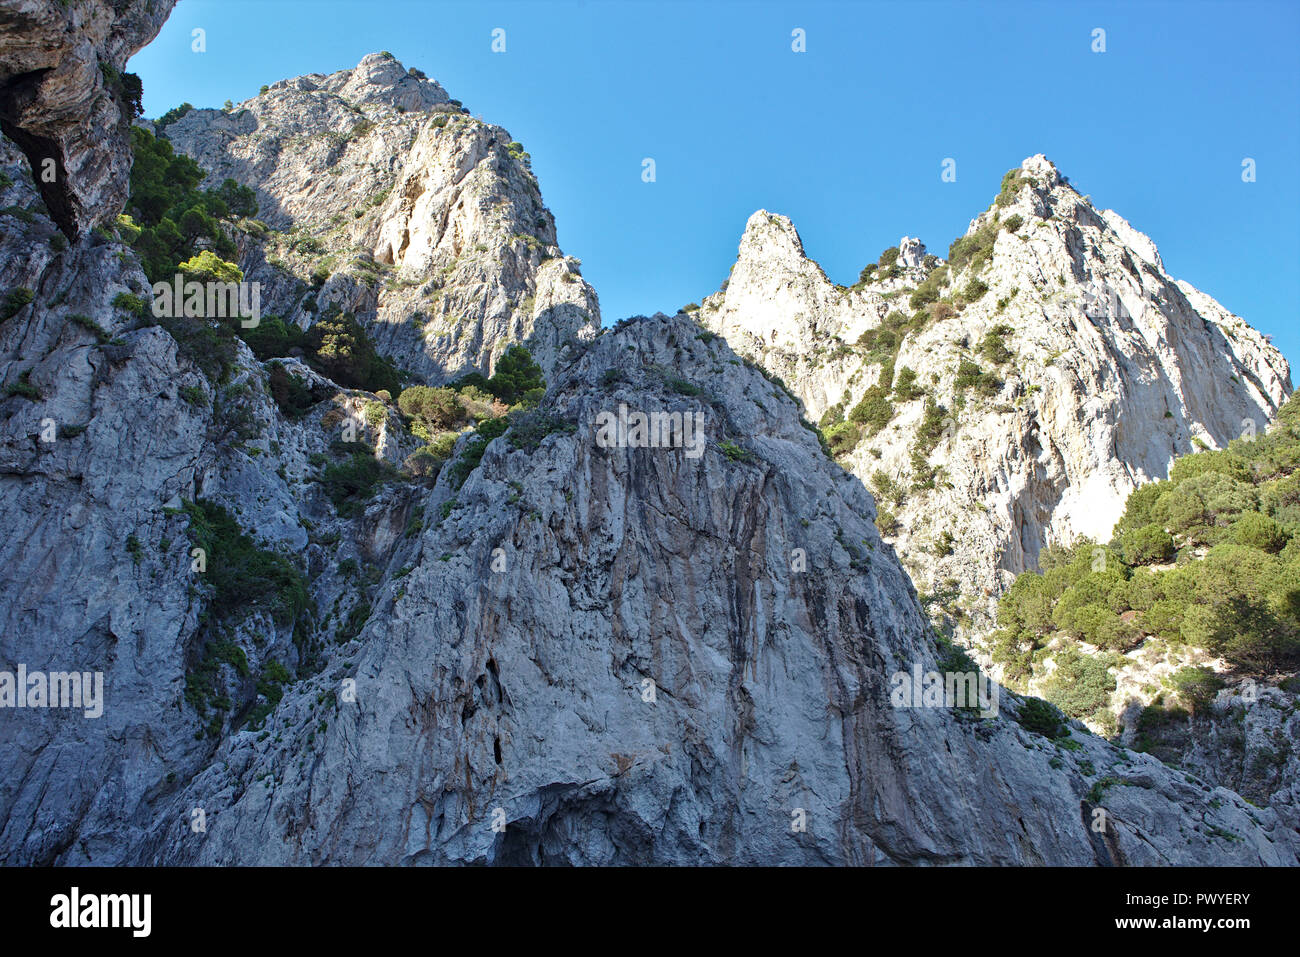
<box><xmin>0</xmin><ymin>30</ymin><xmax>1295</xmax><ymax>863</ymax></box>
<box><xmin>0</xmin><ymin>0</ymin><xmax>175</xmax><ymax>237</ymax></box>
<box><xmin>129</xmin><ymin>313</ymin><xmax>1297</xmax><ymax>865</ymax></box>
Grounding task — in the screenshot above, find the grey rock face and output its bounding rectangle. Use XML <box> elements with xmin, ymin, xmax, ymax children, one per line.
<box><xmin>898</xmin><ymin>236</ymin><xmax>926</xmax><ymax>270</ymax></box>
<box><xmin>0</xmin><ymin>135</ymin><xmax>420</xmax><ymax>863</ymax></box>
<box><xmin>0</xmin><ymin>0</ymin><xmax>175</xmax><ymax>237</ymax></box>
<box><xmin>114</xmin><ymin>314</ymin><xmax>1299</xmax><ymax>866</ymax></box>
<box><xmin>1176</xmin><ymin>685</ymin><xmax>1300</xmax><ymax>841</ymax></box>
<box><xmin>160</xmin><ymin>54</ymin><xmax>599</xmax><ymax>383</ymax></box>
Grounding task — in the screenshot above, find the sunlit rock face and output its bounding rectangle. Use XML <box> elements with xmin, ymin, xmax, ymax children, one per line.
<box><xmin>162</xmin><ymin>53</ymin><xmax>600</xmax><ymax>384</ymax></box>
<box><xmin>700</xmin><ymin>155</ymin><xmax>1289</xmax><ymax>632</ymax></box>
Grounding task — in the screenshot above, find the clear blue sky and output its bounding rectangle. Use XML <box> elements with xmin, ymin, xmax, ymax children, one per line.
<box><xmin>131</xmin><ymin>0</ymin><xmax>1300</xmax><ymax>367</ymax></box>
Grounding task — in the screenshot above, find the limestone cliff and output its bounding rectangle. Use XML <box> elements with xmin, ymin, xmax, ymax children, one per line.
<box><xmin>0</xmin><ymin>28</ymin><xmax>1294</xmax><ymax>864</ymax></box>
<box><xmin>700</xmin><ymin>156</ymin><xmax>1290</xmax><ymax>634</ymax></box>
<box><xmin>160</xmin><ymin>53</ymin><xmax>599</xmax><ymax>382</ymax></box>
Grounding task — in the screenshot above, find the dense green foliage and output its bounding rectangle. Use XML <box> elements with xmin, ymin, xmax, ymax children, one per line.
<box><xmin>823</xmin><ymin>420</ymin><xmax>861</xmax><ymax>457</ymax></box>
<box><xmin>978</xmin><ymin>324</ymin><xmax>1014</xmax><ymax>365</ymax></box>
<box><xmin>905</xmin><ymin>400</ymin><xmax>953</xmax><ymax>491</ymax></box>
<box><xmin>856</xmin><ymin>310</ymin><xmax>916</xmax><ymax>360</ymax></box>
<box><xmin>908</xmin><ymin>266</ymin><xmax>948</xmax><ymax>310</ymax></box>
<box><xmin>397</xmin><ymin>343</ymin><xmax>545</xmax><ymax>456</ymax></box>
<box><xmin>893</xmin><ymin>366</ymin><xmax>923</xmax><ymax>401</ymax></box>
<box><xmin>179</xmin><ymin>498</ymin><xmax>307</xmax><ymax>735</ymax></box>
<box><xmin>267</xmin><ymin>362</ymin><xmax>315</xmax><ymax>418</ymax></box>
<box><xmin>393</xmin><ymin>344</ymin><xmax>556</xmax><ymax>487</ymax></box>
<box><xmin>1</xmin><ymin>287</ymin><xmax>34</xmax><ymax>320</ymax></box>
<box><xmin>1169</xmin><ymin>666</ymin><xmax>1225</xmax><ymax>712</ymax></box>
<box><xmin>994</xmin><ymin>168</ymin><xmax>1030</xmax><ymax>208</ymax></box>
<box><xmin>319</xmin><ymin>449</ymin><xmax>398</xmax><ymax>516</ymax></box>
<box><xmin>993</xmin><ymin>398</ymin><xmax>1300</xmax><ymax>695</ymax></box>
<box><xmin>308</xmin><ymin>310</ymin><xmax>401</xmax><ymax>395</ymax></box>
<box><xmin>182</xmin><ymin>499</ymin><xmax>308</xmax><ymax>627</ymax></box>
<box><xmin>483</xmin><ymin>344</ymin><xmax>545</xmax><ymax>405</ymax></box>
<box><xmin>398</xmin><ymin>385</ymin><xmax>462</xmax><ymax>433</ymax></box>
<box><xmin>848</xmin><ymin>384</ymin><xmax>894</xmax><ymax>436</ymax></box>
<box><xmin>506</xmin><ymin>409</ymin><xmax>576</xmax><ymax>452</ymax></box>
<box><xmin>954</xmin><ymin>358</ymin><xmax>1001</xmax><ymax>398</ymax></box>
<box><xmin>155</xmin><ymin>102</ymin><xmax>194</xmax><ymax>130</ymax></box>
<box><xmin>179</xmin><ymin>250</ymin><xmax>244</xmax><ymax>284</ymax></box>
<box><xmin>221</xmin><ymin>302</ymin><xmax>400</xmax><ymax>396</ymax></box>
<box><xmin>948</xmin><ymin>219</ymin><xmax>1000</xmax><ymax>273</ymax></box>
<box><xmin>1041</xmin><ymin>646</ymin><xmax>1120</xmax><ymax>729</ymax></box>
<box><xmin>100</xmin><ymin>64</ymin><xmax>144</xmax><ymax>122</ymax></box>
<box><xmin>1016</xmin><ymin>696</ymin><xmax>1069</xmax><ymax>738</ymax></box>
<box><xmin>125</xmin><ymin>126</ymin><xmax>255</xmax><ymax>283</ymax></box>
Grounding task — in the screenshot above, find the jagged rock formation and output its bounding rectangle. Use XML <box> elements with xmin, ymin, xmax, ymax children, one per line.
<box><xmin>898</xmin><ymin>236</ymin><xmax>926</xmax><ymax>270</ymax></box>
<box><xmin>1</xmin><ymin>19</ymin><xmax>1296</xmax><ymax>864</ymax></box>
<box><xmin>1169</xmin><ymin>684</ymin><xmax>1300</xmax><ymax>826</ymax></box>
<box><xmin>1110</xmin><ymin>648</ymin><xmax>1300</xmax><ymax>830</ymax></box>
<box><xmin>105</xmin><ymin>312</ymin><xmax>1286</xmax><ymax>866</ymax></box>
<box><xmin>0</xmin><ymin>139</ymin><xmax>431</xmax><ymax>864</ymax></box>
<box><xmin>699</xmin><ymin>156</ymin><xmax>1291</xmax><ymax>633</ymax></box>
<box><xmin>0</xmin><ymin>0</ymin><xmax>175</xmax><ymax>237</ymax></box>
<box><xmin>159</xmin><ymin>53</ymin><xmax>599</xmax><ymax>381</ymax></box>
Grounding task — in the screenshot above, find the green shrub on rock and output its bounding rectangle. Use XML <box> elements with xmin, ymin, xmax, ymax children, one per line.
<box><xmin>1016</xmin><ymin>697</ymin><xmax>1068</xmax><ymax>738</ymax></box>
<box><xmin>848</xmin><ymin>385</ymin><xmax>894</xmax><ymax>436</ymax></box>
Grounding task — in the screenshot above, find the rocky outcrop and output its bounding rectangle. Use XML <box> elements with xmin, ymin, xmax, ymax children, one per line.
<box><xmin>1</xmin><ymin>13</ymin><xmax>1295</xmax><ymax>864</ymax></box>
<box><xmin>81</xmin><ymin>316</ymin><xmax>1300</xmax><ymax>865</ymax></box>
<box><xmin>159</xmin><ymin>53</ymin><xmax>600</xmax><ymax>382</ymax></box>
<box><xmin>0</xmin><ymin>0</ymin><xmax>175</xmax><ymax>237</ymax></box>
<box><xmin>699</xmin><ymin>156</ymin><xmax>1291</xmax><ymax>633</ymax></box>
<box><xmin>898</xmin><ymin>236</ymin><xmax>926</xmax><ymax>270</ymax></box>
<box><xmin>0</xmin><ymin>130</ymin><xmax>423</xmax><ymax>863</ymax></box>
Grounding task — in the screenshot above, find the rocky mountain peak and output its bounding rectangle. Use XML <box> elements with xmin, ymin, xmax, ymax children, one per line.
<box><xmin>1019</xmin><ymin>152</ymin><xmax>1063</xmax><ymax>186</ymax></box>
<box><xmin>737</xmin><ymin>208</ymin><xmax>806</xmax><ymax>258</ymax></box>
<box><xmin>279</xmin><ymin>52</ymin><xmax>451</xmax><ymax>114</ymax></box>
<box><xmin>159</xmin><ymin>58</ymin><xmax>598</xmax><ymax>381</ymax></box>
<box><xmin>718</xmin><ymin>210</ymin><xmax>850</xmax><ymax>349</ymax></box>
<box><xmin>700</xmin><ymin>155</ymin><xmax>1290</xmax><ymax>638</ymax></box>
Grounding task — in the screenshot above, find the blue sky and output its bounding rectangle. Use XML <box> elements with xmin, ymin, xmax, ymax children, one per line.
<box><xmin>131</xmin><ymin>0</ymin><xmax>1300</xmax><ymax>366</ymax></box>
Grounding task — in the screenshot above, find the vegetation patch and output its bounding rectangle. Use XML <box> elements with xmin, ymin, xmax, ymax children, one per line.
<box><xmin>319</xmin><ymin>451</ymin><xmax>398</xmax><ymax>516</ymax></box>
<box><xmin>1016</xmin><ymin>696</ymin><xmax>1069</xmax><ymax>739</ymax></box>
<box><xmin>993</xmin><ymin>396</ymin><xmax>1300</xmax><ymax>688</ymax></box>
<box><xmin>126</xmin><ymin>126</ymin><xmax>256</xmax><ymax>283</ymax></box>
<box><xmin>1</xmin><ymin>287</ymin><xmax>34</xmax><ymax>321</ymax></box>
<box><xmin>182</xmin><ymin>498</ymin><xmax>309</xmax><ymax>627</ymax></box>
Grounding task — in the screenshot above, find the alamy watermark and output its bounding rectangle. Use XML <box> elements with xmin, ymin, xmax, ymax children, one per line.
<box><xmin>151</xmin><ymin>274</ymin><xmax>261</xmax><ymax>327</ymax></box>
<box><xmin>595</xmin><ymin>403</ymin><xmax>705</xmax><ymax>459</ymax></box>
<box><xmin>50</xmin><ymin>887</ymin><xmax>150</xmax><ymax>937</ymax></box>
<box><xmin>890</xmin><ymin>662</ymin><xmax>999</xmax><ymax>718</ymax></box>
<box><xmin>0</xmin><ymin>665</ymin><xmax>103</xmax><ymax>718</ymax></box>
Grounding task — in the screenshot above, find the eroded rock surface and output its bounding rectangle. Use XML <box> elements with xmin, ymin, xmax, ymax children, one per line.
<box><xmin>0</xmin><ymin>32</ymin><xmax>1295</xmax><ymax>864</ymax></box>
<box><xmin>700</xmin><ymin>156</ymin><xmax>1290</xmax><ymax>630</ymax></box>
<box><xmin>0</xmin><ymin>0</ymin><xmax>175</xmax><ymax>237</ymax></box>
<box><xmin>161</xmin><ymin>54</ymin><xmax>599</xmax><ymax>382</ymax></box>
